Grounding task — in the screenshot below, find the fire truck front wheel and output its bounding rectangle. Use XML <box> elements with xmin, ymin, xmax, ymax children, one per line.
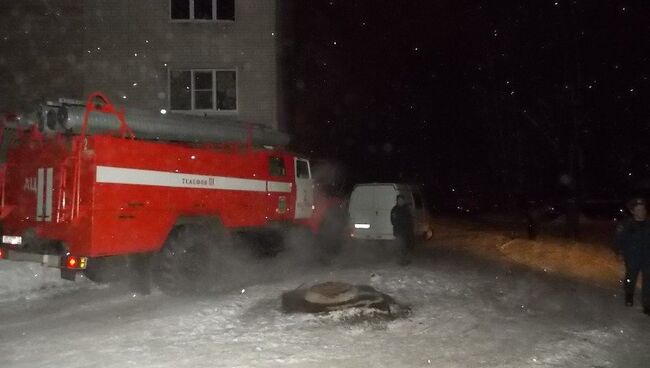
<box><xmin>155</xmin><ymin>223</ymin><xmax>222</xmax><ymax>296</ymax></box>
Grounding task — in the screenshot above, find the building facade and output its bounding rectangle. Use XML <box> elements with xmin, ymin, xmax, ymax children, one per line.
<box><xmin>83</xmin><ymin>0</ymin><xmax>281</xmax><ymax>129</ymax></box>
<box><xmin>0</xmin><ymin>1</ymin><xmax>84</xmax><ymax>113</ymax></box>
<box><xmin>1</xmin><ymin>0</ymin><xmax>284</xmax><ymax>131</ymax></box>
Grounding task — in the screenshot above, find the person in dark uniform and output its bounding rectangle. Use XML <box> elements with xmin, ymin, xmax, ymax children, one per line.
<box><xmin>391</xmin><ymin>194</ymin><xmax>415</xmax><ymax>265</ymax></box>
<box><xmin>613</xmin><ymin>198</ymin><xmax>650</xmax><ymax>315</ymax></box>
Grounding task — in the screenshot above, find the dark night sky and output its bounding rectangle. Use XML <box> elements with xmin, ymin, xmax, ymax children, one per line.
<box><xmin>288</xmin><ymin>0</ymin><xmax>650</xmax><ymax>203</ymax></box>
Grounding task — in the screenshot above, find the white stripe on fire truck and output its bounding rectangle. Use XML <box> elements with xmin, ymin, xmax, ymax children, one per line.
<box><xmin>45</xmin><ymin>168</ymin><xmax>53</xmax><ymax>221</ymax></box>
<box><xmin>267</xmin><ymin>181</ymin><xmax>292</xmax><ymax>193</ymax></box>
<box><xmin>36</xmin><ymin>167</ymin><xmax>54</xmax><ymax>222</ymax></box>
<box><xmin>36</xmin><ymin>168</ymin><xmax>44</xmax><ymax>220</ymax></box>
<box><xmin>95</xmin><ymin>166</ymin><xmax>292</xmax><ymax>193</ymax></box>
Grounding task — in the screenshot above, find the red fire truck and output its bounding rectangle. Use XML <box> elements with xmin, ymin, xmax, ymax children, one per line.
<box><xmin>0</xmin><ymin>92</ymin><xmax>344</xmax><ymax>294</ymax></box>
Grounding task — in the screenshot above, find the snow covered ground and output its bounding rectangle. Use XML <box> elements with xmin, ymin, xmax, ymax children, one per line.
<box><xmin>0</xmin><ymin>261</ymin><xmax>102</xmax><ymax>303</ymax></box>
<box><xmin>1</xmin><ymin>231</ymin><xmax>649</xmax><ymax>368</ymax></box>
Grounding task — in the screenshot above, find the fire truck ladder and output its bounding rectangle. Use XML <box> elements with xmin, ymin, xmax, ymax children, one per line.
<box><xmin>70</xmin><ymin>92</ymin><xmax>135</xmax><ymax>221</ymax></box>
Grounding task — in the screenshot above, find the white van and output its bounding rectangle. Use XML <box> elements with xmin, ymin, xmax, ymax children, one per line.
<box><xmin>348</xmin><ymin>183</ymin><xmax>433</xmax><ymax>241</ymax></box>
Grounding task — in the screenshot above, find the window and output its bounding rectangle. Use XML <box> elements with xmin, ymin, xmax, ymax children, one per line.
<box><xmin>269</xmin><ymin>157</ymin><xmax>286</xmax><ymax>177</ymax></box>
<box><xmin>296</xmin><ymin>160</ymin><xmax>311</xmax><ymax>179</ymax></box>
<box><xmin>169</xmin><ymin>69</ymin><xmax>237</xmax><ymax>112</ymax></box>
<box><xmin>171</xmin><ymin>0</ymin><xmax>235</xmax><ymax>21</ymax></box>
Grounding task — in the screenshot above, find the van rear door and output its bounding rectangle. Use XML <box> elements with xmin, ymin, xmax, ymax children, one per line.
<box><xmin>349</xmin><ymin>184</ymin><xmax>397</xmax><ymax>240</ymax></box>
<box><xmin>373</xmin><ymin>185</ymin><xmax>397</xmax><ymax>239</ymax></box>
<box><xmin>349</xmin><ymin>186</ymin><xmax>374</xmax><ymax>238</ymax></box>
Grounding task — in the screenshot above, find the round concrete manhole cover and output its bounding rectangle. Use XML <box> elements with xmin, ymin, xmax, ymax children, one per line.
<box><xmin>282</xmin><ymin>281</ymin><xmax>410</xmax><ymax>320</ymax></box>
<box><xmin>304</xmin><ymin>282</ymin><xmax>359</xmax><ymax>304</ymax></box>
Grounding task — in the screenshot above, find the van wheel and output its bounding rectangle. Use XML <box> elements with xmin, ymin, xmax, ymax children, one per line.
<box><xmin>155</xmin><ymin>223</ymin><xmax>222</xmax><ymax>296</ymax></box>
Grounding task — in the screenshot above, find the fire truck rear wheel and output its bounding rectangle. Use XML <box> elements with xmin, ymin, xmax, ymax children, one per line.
<box><xmin>155</xmin><ymin>223</ymin><xmax>222</xmax><ymax>296</ymax></box>
<box><xmin>83</xmin><ymin>256</ymin><xmax>128</xmax><ymax>283</ymax></box>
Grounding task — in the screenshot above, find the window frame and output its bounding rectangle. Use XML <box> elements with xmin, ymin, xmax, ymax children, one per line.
<box><xmin>168</xmin><ymin>68</ymin><xmax>238</xmax><ymax>114</ymax></box>
<box><xmin>169</xmin><ymin>0</ymin><xmax>236</xmax><ymax>22</ymax></box>
<box><xmin>295</xmin><ymin>158</ymin><xmax>311</xmax><ymax>179</ymax></box>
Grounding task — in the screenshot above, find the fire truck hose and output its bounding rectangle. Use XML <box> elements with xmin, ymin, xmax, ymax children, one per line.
<box><xmin>50</xmin><ymin>105</ymin><xmax>290</xmax><ymax>146</ymax></box>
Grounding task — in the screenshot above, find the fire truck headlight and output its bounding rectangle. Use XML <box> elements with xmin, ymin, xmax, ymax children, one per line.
<box><xmin>354</xmin><ymin>223</ymin><xmax>371</xmax><ymax>229</ymax></box>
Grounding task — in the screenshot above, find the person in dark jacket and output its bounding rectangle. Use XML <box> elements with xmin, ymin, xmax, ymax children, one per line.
<box><xmin>613</xmin><ymin>198</ymin><xmax>650</xmax><ymax>315</ymax></box>
<box><xmin>391</xmin><ymin>195</ymin><xmax>415</xmax><ymax>265</ymax></box>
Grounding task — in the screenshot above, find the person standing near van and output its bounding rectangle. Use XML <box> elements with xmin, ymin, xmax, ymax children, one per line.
<box><xmin>613</xmin><ymin>198</ymin><xmax>650</xmax><ymax>315</ymax></box>
<box><xmin>391</xmin><ymin>195</ymin><xmax>415</xmax><ymax>265</ymax></box>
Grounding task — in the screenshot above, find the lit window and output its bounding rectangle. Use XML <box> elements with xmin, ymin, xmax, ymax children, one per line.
<box><xmin>171</xmin><ymin>0</ymin><xmax>235</xmax><ymax>21</ymax></box>
<box><xmin>169</xmin><ymin>69</ymin><xmax>237</xmax><ymax>112</ymax></box>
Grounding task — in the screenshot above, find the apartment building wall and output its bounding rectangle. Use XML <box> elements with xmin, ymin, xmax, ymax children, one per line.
<box><xmin>0</xmin><ymin>1</ymin><xmax>84</xmax><ymax>112</ymax></box>
<box><xmin>83</xmin><ymin>0</ymin><xmax>279</xmax><ymax>129</ymax></box>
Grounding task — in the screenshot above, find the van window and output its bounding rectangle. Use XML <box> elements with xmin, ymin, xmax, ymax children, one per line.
<box><xmin>269</xmin><ymin>157</ymin><xmax>286</xmax><ymax>177</ymax></box>
<box><xmin>296</xmin><ymin>159</ymin><xmax>310</xmax><ymax>179</ymax></box>
<box><xmin>413</xmin><ymin>192</ymin><xmax>423</xmax><ymax>209</ymax></box>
